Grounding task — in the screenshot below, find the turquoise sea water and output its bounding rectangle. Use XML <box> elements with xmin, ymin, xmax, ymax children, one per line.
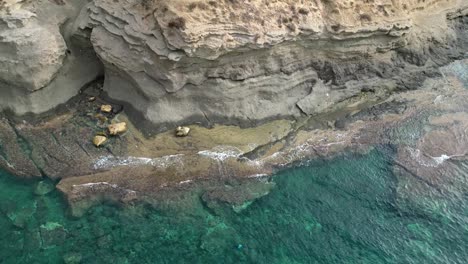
<box><xmin>0</xmin><ymin>147</ymin><xmax>466</xmax><ymax>264</ymax></box>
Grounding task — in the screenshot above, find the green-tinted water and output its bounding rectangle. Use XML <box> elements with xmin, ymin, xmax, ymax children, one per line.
<box><xmin>0</xmin><ymin>148</ymin><xmax>466</xmax><ymax>264</ymax></box>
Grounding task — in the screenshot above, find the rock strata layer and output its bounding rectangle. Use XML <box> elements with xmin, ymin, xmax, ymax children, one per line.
<box><xmin>87</xmin><ymin>0</ymin><xmax>468</xmax><ymax>130</ymax></box>
<box><xmin>0</xmin><ymin>1</ymin><xmax>468</xmax><ymax>216</ymax></box>
<box><xmin>0</xmin><ymin>0</ymin><xmax>467</xmax><ymax>129</ymax></box>
<box><xmin>0</xmin><ymin>58</ymin><xmax>465</xmax><ymax>216</ymax></box>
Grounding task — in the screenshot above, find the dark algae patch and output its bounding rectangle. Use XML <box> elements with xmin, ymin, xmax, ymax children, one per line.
<box><xmin>0</xmin><ymin>148</ymin><xmax>467</xmax><ymax>263</ymax></box>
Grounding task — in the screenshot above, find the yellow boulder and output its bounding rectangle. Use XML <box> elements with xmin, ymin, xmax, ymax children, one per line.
<box><xmin>100</xmin><ymin>104</ymin><xmax>112</xmax><ymax>113</ymax></box>
<box><xmin>93</xmin><ymin>135</ymin><xmax>107</xmax><ymax>147</ymax></box>
<box><xmin>108</xmin><ymin>122</ymin><xmax>127</xmax><ymax>136</ymax></box>
<box><xmin>175</xmin><ymin>126</ymin><xmax>190</xmax><ymax>137</ymax></box>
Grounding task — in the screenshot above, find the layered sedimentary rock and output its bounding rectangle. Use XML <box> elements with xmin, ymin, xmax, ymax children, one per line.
<box><xmin>1</xmin><ymin>0</ymin><xmax>467</xmax><ymax>129</ymax></box>
<box><xmin>0</xmin><ymin>58</ymin><xmax>465</xmax><ymax>216</ymax></box>
<box><xmin>0</xmin><ymin>0</ymin><xmax>468</xmax><ymax>216</ymax></box>
<box><xmin>84</xmin><ymin>0</ymin><xmax>468</xmax><ymax>130</ymax></box>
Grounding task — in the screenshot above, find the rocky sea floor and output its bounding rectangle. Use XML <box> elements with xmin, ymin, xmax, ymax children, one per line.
<box><xmin>1</xmin><ymin>1</ymin><xmax>468</xmax><ymax>262</ymax></box>
<box><xmin>0</xmin><ymin>145</ymin><xmax>467</xmax><ymax>264</ymax></box>
<box><xmin>1</xmin><ymin>60</ymin><xmax>468</xmax><ymax>263</ymax></box>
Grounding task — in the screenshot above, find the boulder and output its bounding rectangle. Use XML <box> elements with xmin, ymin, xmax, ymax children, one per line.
<box><xmin>63</xmin><ymin>252</ymin><xmax>82</xmax><ymax>264</ymax></box>
<box><xmin>107</xmin><ymin>122</ymin><xmax>127</xmax><ymax>136</ymax></box>
<box><xmin>0</xmin><ymin>0</ymin><xmax>103</xmax><ymax>115</ymax></box>
<box><xmin>5</xmin><ymin>206</ymin><xmax>36</xmax><ymax>229</ymax></box>
<box><xmin>100</xmin><ymin>104</ymin><xmax>112</xmax><ymax>113</ymax></box>
<box><xmin>201</xmin><ymin>179</ymin><xmax>275</xmax><ymax>215</ymax></box>
<box><xmin>0</xmin><ymin>9</ymin><xmax>66</xmax><ymax>92</ymax></box>
<box><xmin>296</xmin><ymin>81</ymin><xmax>362</xmax><ymax>115</ymax></box>
<box><xmin>40</xmin><ymin>222</ymin><xmax>67</xmax><ymax>248</ymax></box>
<box><xmin>93</xmin><ymin>135</ymin><xmax>107</xmax><ymax>147</ymax></box>
<box><xmin>34</xmin><ymin>181</ymin><xmax>55</xmax><ymax>196</ymax></box>
<box><xmin>175</xmin><ymin>126</ymin><xmax>190</xmax><ymax>137</ymax></box>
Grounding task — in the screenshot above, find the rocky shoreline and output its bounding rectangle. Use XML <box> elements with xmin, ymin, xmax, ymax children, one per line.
<box><xmin>0</xmin><ymin>0</ymin><xmax>467</xmax><ymax>216</ymax></box>
<box><xmin>0</xmin><ymin>58</ymin><xmax>466</xmax><ymax>216</ymax></box>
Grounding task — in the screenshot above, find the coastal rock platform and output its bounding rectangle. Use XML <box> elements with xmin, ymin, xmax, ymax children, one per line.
<box><xmin>0</xmin><ymin>1</ymin><xmax>467</xmax><ymax>216</ymax></box>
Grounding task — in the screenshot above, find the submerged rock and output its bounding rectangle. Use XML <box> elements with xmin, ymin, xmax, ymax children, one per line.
<box><xmin>393</xmin><ymin>111</ymin><xmax>468</xmax><ymax>217</ymax></box>
<box><xmin>0</xmin><ymin>118</ymin><xmax>42</xmax><ymax>177</ymax></box>
<box><xmin>1</xmin><ymin>199</ymin><xmax>37</xmax><ymax>229</ymax></box>
<box><xmin>40</xmin><ymin>222</ymin><xmax>67</xmax><ymax>248</ymax></box>
<box><xmin>200</xmin><ymin>221</ymin><xmax>238</xmax><ymax>253</ymax></box>
<box><xmin>24</xmin><ymin>230</ymin><xmax>42</xmax><ymax>251</ymax></box>
<box><xmin>201</xmin><ymin>179</ymin><xmax>275</xmax><ymax>215</ymax></box>
<box><xmin>94</xmin><ymin>113</ymin><xmax>108</xmax><ymax>125</ymax></box>
<box><xmin>34</xmin><ymin>181</ymin><xmax>55</xmax><ymax>196</ymax></box>
<box><xmin>63</xmin><ymin>252</ymin><xmax>82</xmax><ymax>264</ymax></box>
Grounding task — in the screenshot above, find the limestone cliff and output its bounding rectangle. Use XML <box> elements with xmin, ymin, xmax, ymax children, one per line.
<box><xmin>0</xmin><ymin>0</ymin><xmax>467</xmax><ymax>129</ymax></box>
<box><xmin>86</xmin><ymin>0</ymin><xmax>468</xmax><ymax>130</ymax></box>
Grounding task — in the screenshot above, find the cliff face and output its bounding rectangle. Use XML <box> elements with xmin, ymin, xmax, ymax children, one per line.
<box><xmin>88</xmin><ymin>0</ymin><xmax>468</xmax><ymax>130</ymax></box>
<box><xmin>1</xmin><ymin>0</ymin><xmax>467</xmax><ymax>129</ymax></box>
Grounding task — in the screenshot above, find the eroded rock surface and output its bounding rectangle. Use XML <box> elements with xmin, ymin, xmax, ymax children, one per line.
<box><xmin>54</xmin><ymin>59</ymin><xmax>468</xmax><ymax>216</ymax></box>
<box><xmin>0</xmin><ymin>1</ymin><xmax>468</xmax><ymax>216</ymax></box>
<box><xmin>0</xmin><ymin>0</ymin><xmax>103</xmax><ymax>115</ymax></box>
<box><xmin>85</xmin><ymin>0</ymin><xmax>468</xmax><ymax>129</ymax></box>
<box><xmin>0</xmin><ymin>9</ymin><xmax>65</xmax><ymax>92</ymax></box>
<box><xmin>0</xmin><ymin>58</ymin><xmax>466</xmax><ymax>216</ymax></box>
<box><xmin>1</xmin><ymin>0</ymin><xmax>467</xmax><ymax>129</ymax></box>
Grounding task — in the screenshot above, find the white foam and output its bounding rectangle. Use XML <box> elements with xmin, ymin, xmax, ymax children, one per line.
<box><xmin>5</xmin><ymin>161</ymin><xmax>14</xmax><ymax>169</ymax></box>
<box><xmin>178</xmin><ymin>180</ymin><xmax>192</xmax><ymax>185</ymax></box>
<box><xmin>324</xmin><ymin>141</ymin><xmax>346</xmax><ymax>147</ymax></box>
<box><xmin>73</xmin><ymin>182</ymin><xmax>118</xmax><ymax>188</ymax></box>
<box><xmin>197</xmin><ymin>146</ymin><xmax>242</xmax><ymax>161</ymax></box>
<box><xmin>432</xmin><ymin>154</ymin><xmax>451</xmax><ymax>165</ymax></box>
<box><xmin>247</xmin><ymin>173</ymin><xmax>269</xmax><ymax>179</ymax></box>
<box><xmin>408</xmin><ymin>147</ymin><xmax>457</xmax><ymax>167</ymax></box>
<box><xmin>93</xmin><ymin>154</ymin><xmax>184</xmax><ymax>170</ymax></box>
<box><xmin>433</xmin><ymin>95</ymin><xmax>444</xmax><ymax>104</ymax></box>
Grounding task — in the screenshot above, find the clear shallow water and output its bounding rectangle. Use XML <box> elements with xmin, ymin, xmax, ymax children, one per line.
<box><xmin>0</xmin><ymin>147</ymin><xmax>466</xmax><ymax>264</ymax></box>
